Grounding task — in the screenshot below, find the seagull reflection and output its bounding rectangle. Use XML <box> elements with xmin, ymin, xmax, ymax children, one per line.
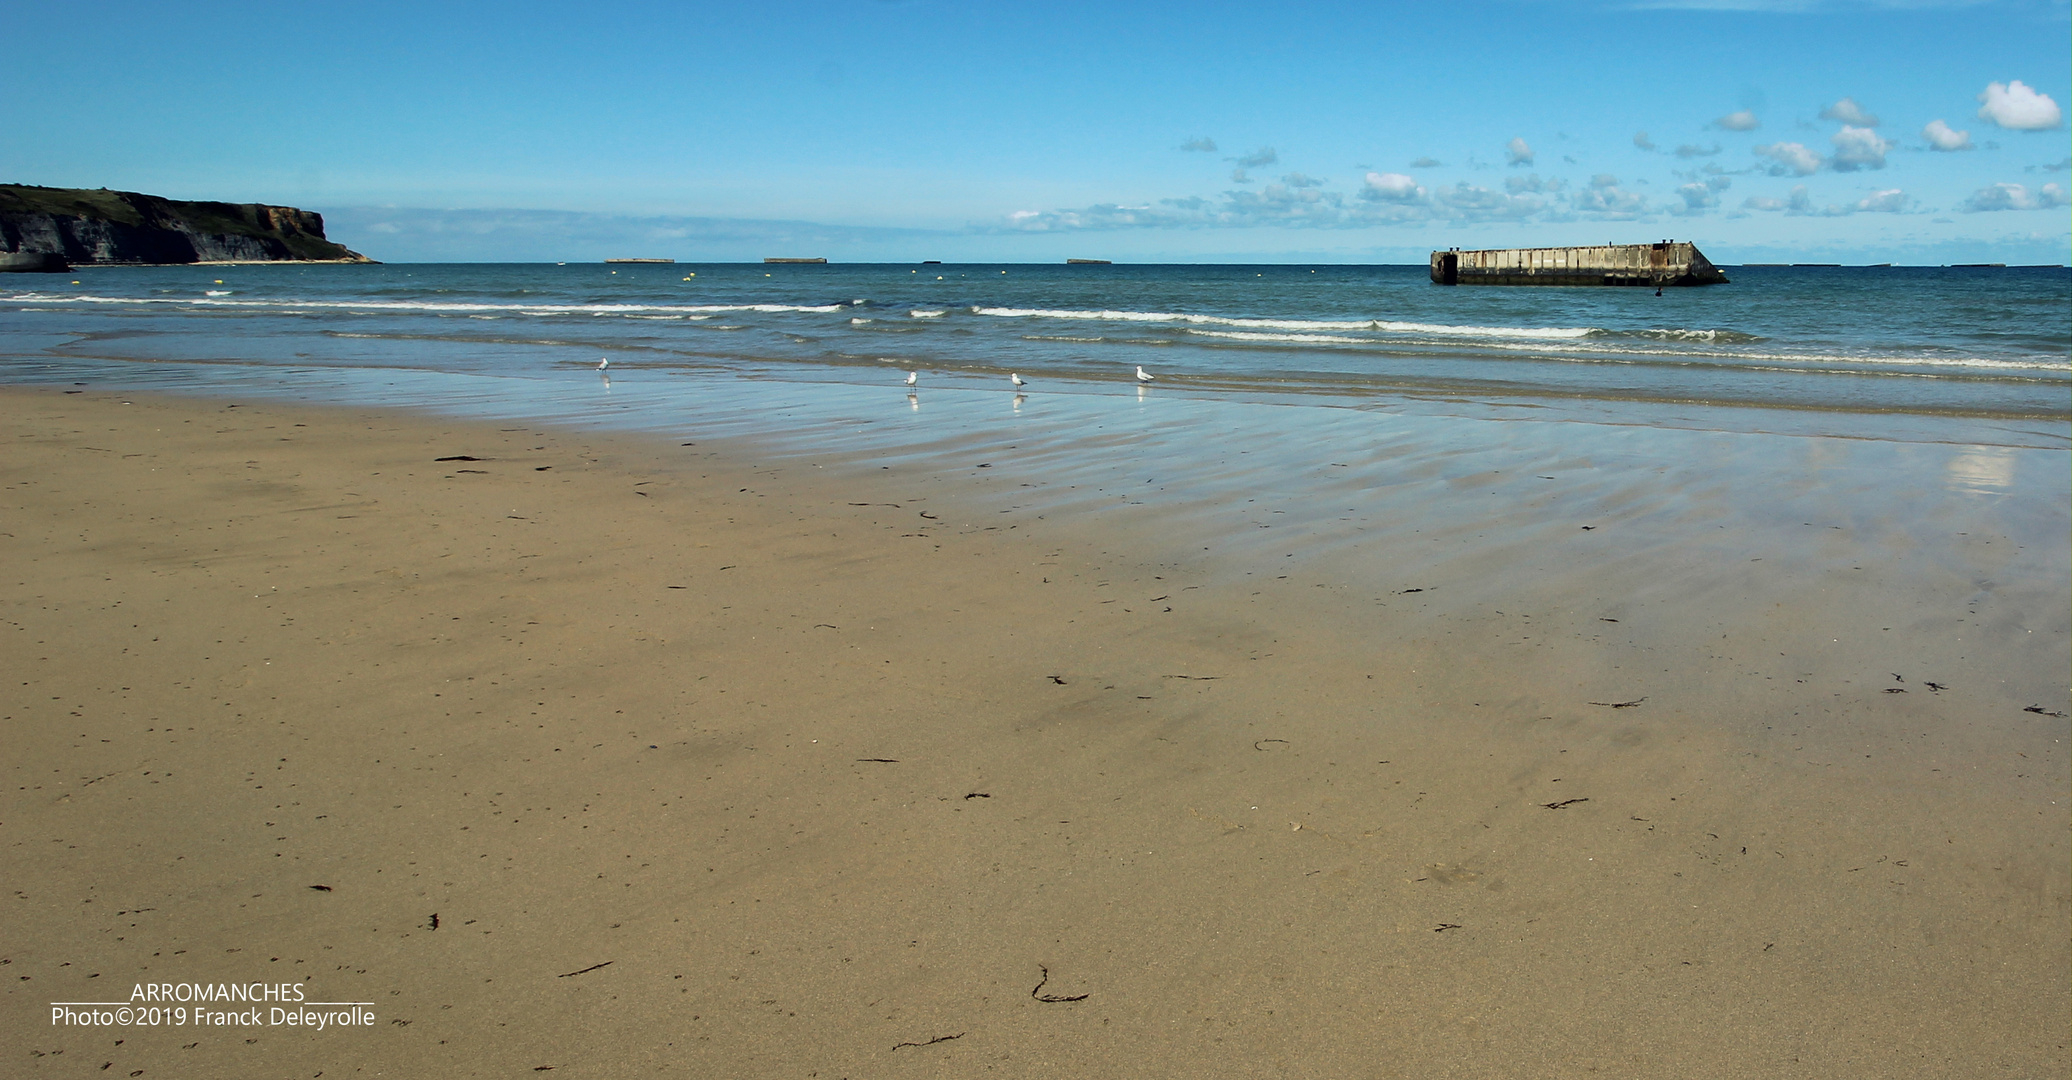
<box><xmin>907</xmin><ymin>391</ymin><xmax>919</xmax><ymax>411</ymax></box>
<box><xmin>1012</xmin><ymin>393</ymin><xmax>1026</xmax><ymax>412</ymax></box>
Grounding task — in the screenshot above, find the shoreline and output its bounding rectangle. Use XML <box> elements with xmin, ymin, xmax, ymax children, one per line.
<box><xmin>1</xmin><ymin>385</ymin><xmax>2065</xmax><ymax>1077</ymax></box>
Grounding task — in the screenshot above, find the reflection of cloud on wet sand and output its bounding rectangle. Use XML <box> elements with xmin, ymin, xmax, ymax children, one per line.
<box><xmin>1946</xmin><ymin>446</ymin><xmax>2016</xmax><ymax>493</ymax></box>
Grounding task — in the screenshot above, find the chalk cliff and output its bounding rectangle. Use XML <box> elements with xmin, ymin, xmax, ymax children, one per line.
<box><xmin>0</xmin><ymin>184</ymin><xmax>371</xmax><ymax>265</ymax></box>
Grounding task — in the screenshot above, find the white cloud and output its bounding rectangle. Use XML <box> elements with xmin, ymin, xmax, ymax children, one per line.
<box><xmin>1977</xmin><ymin>81</ymin><xmax>2062</xmax><ymax>131</ymax></box>
<box><xmin>1281</xmin><ymin>172</ymin><xmax>1324</xmax><ymax>188</ymax></box>
<box><xmin>1672</xmin><ymin>175</ymin><xmax>1734</xmax><ymax>215</ymax></box>
<box><xmin>1922</xmin><ymin>120</ymin><xmax>1972</xmax><ymax>151</ymax></box>
<box><xmin>1216</xmin><ymin>183</ymin><xmax>1361</xmax><ymax>226</ymax></box>
<box><xmin>1362</xmin><ymin>172</ymin><xmax>1424</xmax><ymax>201</ymax></box>
<box><xmin>1633</xmin><ymin>131</ymin><xmax>1657</xmax><ymax>150</ymax></box>
<box><xmin>1754</xmin><ymin>141</ymin><xmax>1823</xmax><ymax>176</ymax></box>
<box><xmin>1572</xmin><ymin>182</ymin><xmax>1648</xmax><ymax>218</ymax></box>
<box><xmin>1438</xmin><ymin>182</ymin><xmax>1550</xmax><ymax>220</ymax></box>
<box><xmin>1675</xmin><ymin>143</ymin><xmax>1722</xmax><ymax>158</ymax></box>
<box><xmin>1829</xmin><ymin>126</ymin><xmax>1893</xmax><ymax>172</ymax></box>
<box><xmin>1819</xmin><ymin>98</ymin><xmax>1880</xmax><ymax>127</ymax></box>
<box><xmin>1408</xmin><ymin>157</ymin><xmax>1442</xmax><ymax>168</ymax></box>
<box><xmin>1712</xmin><ymin>110</ymin><xmax>1760</xmax><ymax>131</ymax></box>
<box><xmin>1505</xmin><ymin>137</ymin><xmax>1535</xmax><ymax>166</ymax></box>
<box><xmin>320</xmin><ymin>207</ymin><xmax>945</xmax><ymax>261</ymax></box>
<box><xmin>1505</xmin><ymin>173</ymin><xmax>1563</xmax><ymax>194</ymax></box>
<box><xmin>1001</xmin><ymin>203</ymin><xmax>1185</xmax><ymax>230</ymax></box>
<box><xmin>1230</xmin><ymin>147</ymin><xmax>1279</xmax><ymax>168</ymax></box>
<box><xmin>1741</xmin><ymin>186</ymin><xmax>1812</xmax><ymax>213</ymax></box>
<box><xmin>1740</xmin><ymin>184</ymin><xmax>1905</xmax><ymax>217</ymax></box>
<box><xmin>1001</xmin><ymin>172</ymin><xmax>1573</xmax><ymax>231</ymax></box>
<box><xmin>1180</xmin><ymin>137</ymin><xmax>1217</xmax><ymax>152</ymax></box>
<box><xmin>1676</xmin><ymin>182</ymin><xmax>1719</xmax><ymax>211</ymax></box>
<box><xmin>1229</xmin><ymin>169</ymin><xmax>1253</xmax><ymax>184</ymax></box>
<box><xmin>1962</xmin><ymin>182</ymin><xmax>2067</xmax><ymax>212</ymax></box>
<box><xmin>1591</xmin><ymin>173</ymin><xmax>1620</xmax><ymax>188</ymax></box>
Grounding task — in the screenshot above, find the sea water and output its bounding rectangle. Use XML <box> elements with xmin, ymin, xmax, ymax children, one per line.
<box><xmin>3</xmin><ymin>260</ymin><xmax>2065</xmax><ymax>707</ymax></box>
<box><xmin>1</xmin><ymin>262</ymin><xmax>2065</xmax><ymax>427</ymax></box>
<box><xmin>2</xmin><ymin>260</ymin><xmax>2066</xmax><ymax>517</ymax></box>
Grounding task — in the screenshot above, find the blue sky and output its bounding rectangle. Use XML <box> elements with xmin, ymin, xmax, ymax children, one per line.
<box><xmin>6</xmin><ymin>0</ymin><xmax>2067</xmax><ymax>263</ymax></box>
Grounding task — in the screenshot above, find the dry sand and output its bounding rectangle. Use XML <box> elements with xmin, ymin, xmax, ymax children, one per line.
<box><xmin>3</xmin><ymin>386</ymin><xmax>2065</xmax><ymax>1078</ymax></box>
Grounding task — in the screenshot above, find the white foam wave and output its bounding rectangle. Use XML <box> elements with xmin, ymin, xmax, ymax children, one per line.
<box><xmin>968</xmin><ymin>305</ymin><xmax>1594</xmax><ymax>340</ymax></box>
<box><xmin>204</xmin><ymin>290</ymin><xmax>231</xmax><ymax>297</ymax></box>
<box><xmin>1185</xmin><ymin>329</ymin><xmax>1372</xmax><ymax>346</ymax></box>
<box><xmin>850</xmin><ymin>317</ymin><xmax>874</xmax><ymax>325</ymax></box>
<box><xmin>909</xmin><ymin>309</ymin><xmax>946</xmax><ymax>318</ymax></box>
<box><xmin>3</xmin><ymin>295</ymin><xmax>848</xmax><ymax>316</ymax></box>
<box><xmin>1476</xmin><ymin>338</ymin><xmax>2071</xmax><ymax>373</ymax></box>
<box><xmin>1594</xmin><ymin>327</ymin><xmax>1764</xmax><ymax>344</ymax></box>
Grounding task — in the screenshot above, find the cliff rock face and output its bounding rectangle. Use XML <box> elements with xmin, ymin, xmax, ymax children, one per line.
<box><xmin>0</xmin><ymin>185</ymin><xmax>372</xmax><ymax>265</ymax></box>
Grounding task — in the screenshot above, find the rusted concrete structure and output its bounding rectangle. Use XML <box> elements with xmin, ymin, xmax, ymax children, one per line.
<box><xmin>1430</xmin><ymin>241</ymin><xmax>1728</xmax><ymax>287</ymax></box>
<box><xmin>0</xmin><ymin>251</ymin><xmax>69</xmax><ymax>272</ymax></box>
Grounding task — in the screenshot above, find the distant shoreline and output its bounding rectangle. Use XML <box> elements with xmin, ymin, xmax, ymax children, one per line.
<box><xmin>63</xmin><ymin>258</ymin><xmax>382</xmax><ymax>267</ymax></box>
<box><xmin>48</xmin><ymin>260</ymin><xmax>2061</xmax><ymax>269</ymax></box>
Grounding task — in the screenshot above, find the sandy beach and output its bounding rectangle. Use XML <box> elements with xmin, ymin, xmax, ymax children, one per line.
<box><xmin>3</xmin><ymin>385</ymin><xmax>2065</xmax><ymax>1078</ymax></box>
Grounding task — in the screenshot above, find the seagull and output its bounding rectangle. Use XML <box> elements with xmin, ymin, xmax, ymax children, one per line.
<box><xmin>1135</xmin><ymin>365</ymin><xmax>1155</xmax><ymax>383</ymax></box>
<box><xmin>597</xmin><ymin>357</ymin><xmax>610</xmax><ymax>371</ymax></box>
<box><xmin>905</xmin><ymin>371</ymin><xmax>918</xmax><ymax>387</ymax></box>
<box><xmin>1010</xmin><ymin>373</ymin><xmax>1026</xmax><ymax>388</ymax></box>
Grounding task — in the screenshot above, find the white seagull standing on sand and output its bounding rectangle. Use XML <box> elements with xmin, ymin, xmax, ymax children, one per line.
<box><xmin>1135</xmin><ymin>365</ymin><xmax>1155</xmax><ymax>383</ymax></box>
<box><xmin>597</xmin><ymin>357</ymin><xmax>610</xmax><ymax>371</ymax></box>
<box><xmin>1010</xmin><ymin>373</ymin><xmax>1026</xmax><ymax>388</ymax></box>
<box><xmin>906</xmin><ymin>371</ymin><xmax>918</xmax><ymax>387</ymax></box>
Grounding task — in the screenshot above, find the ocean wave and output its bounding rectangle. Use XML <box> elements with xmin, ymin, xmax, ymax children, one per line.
<box><xmin>850</xmin><ymin>317</ymin><xmax>874</xmax><ymax>325</ymax></box>
<box><xmin>1184</xmin><ymin>329</ymin><xmax>1373</xmax><ymax>346</ymax></box>
<box><xmin>968</xmin><ymin>305</ymin><xmax>1596</xmax><ymax>340</ymax></box>
<box><xmin>1476</xmin><ymin>338</ymin><xmax>2071</xmax><ymax>373</ymax></box>
<box><xmin>1592</xmin><ymin>327</ymin><xmax>1764</xmax><ymax>344</ymax></box>
<box><xmin>909</xmin><ymin>309</ymin><xmax>946</xmax><ymax>318</ymax></box>
<box><xmin>1</xmin><ymin>295</ymin><xmax>850</xmax><ymax>316</ymax></box>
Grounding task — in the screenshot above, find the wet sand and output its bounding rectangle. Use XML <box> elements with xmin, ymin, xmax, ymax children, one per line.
<box><xmin>2</xmin><ymin>385</ymin><xmax>2065</xmax><ymax>1078</ymax></box>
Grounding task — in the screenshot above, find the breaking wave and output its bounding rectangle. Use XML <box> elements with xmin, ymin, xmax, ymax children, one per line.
<box><xmin>2</xmin><ymin>294</ymin><xmax>851</xmax><ymax>316</ymax></box>
<box><xmin>968</xmin><ymin>306</ymin><xmax>1596</xmax><ymax>340</ymax></box>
